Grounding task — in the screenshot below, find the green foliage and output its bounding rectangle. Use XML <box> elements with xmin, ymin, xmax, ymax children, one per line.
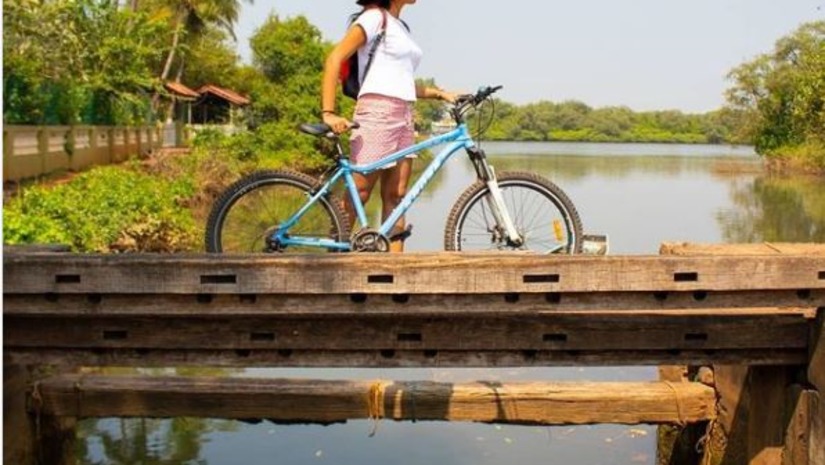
<box><xmin>183</xmin><ymin>29</ymin><xmax>244</xmax><ymax>89</ymax></box>
<box><xmin>468</xmin><ymin>99</ymin><xmax>739</xmax><ymax>144</ymax></box>
<box><xmin>3</xmin><ymin>166</ymin><xmax>198</xmax><ymax>252</ymax></box>
<box><xmin>3</xmin><ymin>0</ymin><xmax>168</xmax><ymax>124</ymax></box>
<box><xmin>725</xmin><ymin>21</ymin><xmax>825</xmax><ymax>169</ymax></box>
<box><xmin>234</xmin><ymin>14</ymin><xmax>354</xmax><ymax>171</ymax></box>
<box><xmin>414</xmin><ymin>78</ymin><xmax>447</xmax><ymax>132</ymax></box>
<box><xmin>251</xmin><ymin>15</ymin><xmax>326</xmax><ymax>84</ymax></box>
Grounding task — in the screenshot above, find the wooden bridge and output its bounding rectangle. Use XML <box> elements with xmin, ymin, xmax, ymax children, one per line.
<box><xmin>3</xmin><ymin>243</ymin><xmax>824</xmax><ymax>465</ymax></box>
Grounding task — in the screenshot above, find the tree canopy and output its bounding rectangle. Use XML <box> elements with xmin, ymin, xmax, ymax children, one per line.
<box><xmin>725</xmin><ymin>20</ymin><xmax>825</xmax><ymax>169</ymax></box>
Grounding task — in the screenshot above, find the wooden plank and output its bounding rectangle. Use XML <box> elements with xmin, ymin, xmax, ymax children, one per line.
<box><xmin>4</xmin><ymin>365</ymin><xmax>35</xmax><ymax>465</ymax></box>
<box><xmin>782</xmin><ymin>388</ymin><xmax>823</xmax><ymax>465</ymax></box>
<box><xmin>809</xmin><ymin>310</ymin><xmax>824</xmax><ymax>394</ymax></box>
<box><xmin>660</xmin><ymin>242</ymin><xmax>825</xmax><ymax>256</ymax></box>
<box><xmin>3</xmin><ymin>292</ymin><xmax>821</xmax><ymax>316</ymax></box>
<box><xmin>4</xmin><ymin>348</ymin><xmax>808</xmax><ymax>368</ymax></box>
<box><xmin>810</xmin><ymin>390</ymin><xmax>824</xmax><ymax>465</ymax></box>
<box><xmin>4</xmin><ymin>253</ymin><xmax>825</xmax><ymax>295</ymax></box>
<box><xmin>4</xmin><ymin>313</ymin><xmax>811</xmax><ymax>352</ymax></box>
<box><xmin>34</xmin><ymin>375</ymin><xmax>717</xmax><ymax>426</ymax></box>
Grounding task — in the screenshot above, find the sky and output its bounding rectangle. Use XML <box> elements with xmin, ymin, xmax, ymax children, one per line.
<box><xmin>234</xmin><ymin>1</ymin><xmax>824</xmax><ymax>113</ymax></box>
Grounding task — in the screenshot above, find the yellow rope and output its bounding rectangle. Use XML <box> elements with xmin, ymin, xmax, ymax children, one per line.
<box><xmin>697</xmin><ymin>394</ymin><xmax>723</xmax><ymax>465</ymax></box>
<box><xmin>663</xmin><ymin>381</ymin><xmax>687</xmax><ymax>427</ymax></box>
<box><xmin>366</xmin><ymin>380</ymin><xmax>390</xmax><ymax>437</ymax></box>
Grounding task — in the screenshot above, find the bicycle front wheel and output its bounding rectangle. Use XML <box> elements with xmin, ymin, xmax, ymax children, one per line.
<box><xmin>444</xmin><ymin>172</ymin><xmax>583</xmax><ymax>253</ymax></box>
<box><xmin>205</xmin><ymin>170</ymin><xmax>349</xmax><ymax>253</ymax></box>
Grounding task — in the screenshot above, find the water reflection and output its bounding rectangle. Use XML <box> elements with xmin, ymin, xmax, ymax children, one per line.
<box><xmin>78</xmin><ymin>418</ymin><xmax>238</xmax><ymax>465</ymax></box>
<box><xmin>79</xmin><ymin>418</ymin><xmax>655</xmax><ymax>465</ymax></box>
<box><xmin>720</xmin><ymin>175</ymin><xmax>825</xmax><ymax>243</ymax></box>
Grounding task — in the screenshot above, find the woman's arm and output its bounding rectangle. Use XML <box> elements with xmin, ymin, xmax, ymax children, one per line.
<box><xmin>321</xmin><ymin>26</ymin><xmax>367</xmax><ymax>133</ymax></box>
<box><xmin>416</xmin><ymin>85</ymin><xmax>459</xmax><ymax>103</ymax></box>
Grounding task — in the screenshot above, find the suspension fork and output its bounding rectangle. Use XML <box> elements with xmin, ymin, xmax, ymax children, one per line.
<box><xmin>466</xmin><ymin>147</ymin><xmax>523</xmax><ymax>246</ymax></box>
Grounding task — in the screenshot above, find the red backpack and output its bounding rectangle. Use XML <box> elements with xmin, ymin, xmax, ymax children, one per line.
<box><xmin>340</xmin><ymin>8</ymin><xmax>388</xmax><ymax>100</ymax></box>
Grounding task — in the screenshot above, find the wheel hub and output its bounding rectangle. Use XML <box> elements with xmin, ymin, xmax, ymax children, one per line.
<box><xmin>263</xmin><ymin>226</ymin><xmax>284</xmax><ymax>252</ymax></box>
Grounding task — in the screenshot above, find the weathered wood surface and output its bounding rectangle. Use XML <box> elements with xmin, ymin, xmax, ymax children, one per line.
<box><xmin>809</xmin><ymin>312</ymin><xmax>824</xmax><ymax>394</ymax></box>
<box><xmin>4</xmin><ymin>246</ymin><xmax>821</xmax><ymax>368</ymax></box>
<box><xmin>782</xmin><ymin>388</ymin><xmax>824</xmax><ymax>465</ymax></box>
<box><xmin>661</xmin><ymin>243</ymin><xmax>824</xmax><ymax>465</ymax></box>
<box><xmin>5</xmin><ymin>348</ymin><xmax>808</xmax><ymax>368</ymax></box>
<box><xmin>4</xmin><ymin>252</ymin><xmax>825</xmax><ymax>295</ymax></box>
<box><xmin>4</xmin><ymin>312</ymin><xmax>812</xmax><ymax>367</ymax></box>
<box><xmin>4</xmin><ymin>365</ymin><xmax>35</xmax><ymax>465</ymax></box>
<box><xmin>809</xmin><ymin>391</ymin><xmax>824</xmax><ymax>465</ymax></box>
<box><xmin>657</xmin><ymin>366</ymin><xmax>709</xmax><ymax>465</ymax></box>
<box><xmin>33</xmin><ymin>375</ymin><xmax>717</xmax><ymax>426</ymax></box>
<box><xmin>660</xmin><ymin>242</ymin><xmax>825</xmax><ymax>256</ymax></box>
<box><xmin>4</xmin><ymin>293</ymin><xmax>821</xmax><ymax>316</ymax></box>
<box><xmin>4</xmin><ymin>313</ymin><xmax>811</xmax><ymax>351</ymax></box>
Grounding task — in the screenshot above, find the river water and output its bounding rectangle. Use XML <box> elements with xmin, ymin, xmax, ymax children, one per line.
<box><xmin>78</xmin><ymin>141</ymin><xmax>825</xmax><ymax>465</ymax></box>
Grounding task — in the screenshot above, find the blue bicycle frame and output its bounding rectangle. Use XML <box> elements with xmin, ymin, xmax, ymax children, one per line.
<box><xmin>275</xmin><ymin>124</ymin><xmax>476</xmax><ymax>251</ymax></box>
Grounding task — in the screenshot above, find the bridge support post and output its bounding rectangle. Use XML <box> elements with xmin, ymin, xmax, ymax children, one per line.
<box><xmin>796</xmin><ymin>309</ymin><xmax>824</xmax><ymax>465</ymax></box>
<box><xmin>3</xmin><ymin>363</ymin><xmax>77</xmax><ymax>465</ymax></box>
<box><xmin>4</xmin><ymin>364</ymin><xmax>36</xmax><ymax>465</ymax></box>
<box><xmin>701</xmin><ymin>308</ymin><xmax>823</xmax><ymax>465</ymax></box>
<box><xmin>708</xmin><ymin>365</ymin><xmax>804</xmax><ymax>465</ymax></box>
<box><xmin>657</xmin><ymin>366</ymin><xmax>712</xmax><ymax>465</ymax></box>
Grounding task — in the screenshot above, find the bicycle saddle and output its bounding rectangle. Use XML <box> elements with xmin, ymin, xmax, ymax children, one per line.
<box><xmin>299</xmin><ymin>122</ymin><xmax>361</xmax><ymax>138</ymax></box>
<box><xmin>299</xmin><ymin>123</ymin><xmax>333</xmax><ymax>137</ymax></box>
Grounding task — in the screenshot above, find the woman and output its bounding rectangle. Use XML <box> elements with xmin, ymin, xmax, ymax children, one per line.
<box><xmin>321</xmin><ymin>0</ymin><xmax>458</xmax><ymax>252</ymax></box>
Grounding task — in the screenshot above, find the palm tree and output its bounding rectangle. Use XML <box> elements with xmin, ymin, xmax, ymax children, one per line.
<box><xmin>151</xmin><ymin>0</ymin><xmax>251</xmax><ymax>110</ymax></box>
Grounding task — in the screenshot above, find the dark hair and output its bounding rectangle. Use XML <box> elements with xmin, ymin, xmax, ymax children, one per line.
<box><xmin>356</xmin><ymin>0</ymin><xmax>390</xmax><ymax>7</ymax></box>
<box><xmin>350</xmin><ymin>0</ymin><xmax>390</xmax><ymax>24</ymax></box>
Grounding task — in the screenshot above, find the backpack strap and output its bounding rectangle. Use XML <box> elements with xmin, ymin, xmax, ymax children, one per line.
<box><xmin>360</xmin><ymin>8</ymin><xmax>388</xmax><ymax>85</ymax></box>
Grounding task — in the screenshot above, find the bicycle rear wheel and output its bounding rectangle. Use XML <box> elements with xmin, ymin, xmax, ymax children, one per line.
<box><xmin>444</xmin><ymin>171</ymin><xmax>583</xmax><ymax>253</ymax></box>
<box><xmin>205</xmin><ymin>170</ymin><xmax>349</xmax><ymax>253</ymax></box>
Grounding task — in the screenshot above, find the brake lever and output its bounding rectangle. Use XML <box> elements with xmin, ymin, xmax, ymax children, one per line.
<box><xmin>455</xmin><ymin>94</ymin><xmax>475</xmax><ymax>106</ymax></box>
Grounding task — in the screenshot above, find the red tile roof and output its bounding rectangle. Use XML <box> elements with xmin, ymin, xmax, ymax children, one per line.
<box><xmin>165</xmin><ymin>81</ymin><xmax>200</xmax><ymax>99</ymax></box>
<box><xmin>197</xmin><ymin>84</ymin><xmax>251</xmax><ymax>106</ymax></box>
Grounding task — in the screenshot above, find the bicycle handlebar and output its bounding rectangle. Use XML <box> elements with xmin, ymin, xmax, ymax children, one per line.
<box><xmin>455</xmin><ymin>85</ymin><xmax>503</xmax><ymax>108</ymax></box>
<box><xmin>452</xmin><ymin>86</ymin><xmax>504</xmax><ymax>122</ymax></box>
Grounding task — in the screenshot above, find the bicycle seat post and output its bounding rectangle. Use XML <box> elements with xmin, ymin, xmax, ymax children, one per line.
<box><xmin>333</xmin><ymin>138</ymin><xmax>347</xmax><ymax>160</ymax></box>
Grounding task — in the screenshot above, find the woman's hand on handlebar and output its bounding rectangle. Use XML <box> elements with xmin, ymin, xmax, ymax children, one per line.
<box><xmin>437</xmin><ymin>90</ymin><xmax>461</xmax><ymax>104</ymax></box>
<box><xmin>322</xmin><ymin>113</ymin><xmax>352</xmax><ymax>134</ymax></box>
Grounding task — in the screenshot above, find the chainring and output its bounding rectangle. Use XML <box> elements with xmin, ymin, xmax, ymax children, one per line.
<box><xmin>351</xmin><ymin>228</ymin><xmax>390</xmax><ymax>253</ymax></box>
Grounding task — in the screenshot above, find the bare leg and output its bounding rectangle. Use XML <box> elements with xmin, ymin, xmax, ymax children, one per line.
<box><xmin>381</xmin><ymin>158</ymin><xmax>414</xmax><ymax>253</ymax></box>
<box><xmin>343</xmin><ymin>171</ymin><xmax>381</xmax><ymax>231</ymax></box>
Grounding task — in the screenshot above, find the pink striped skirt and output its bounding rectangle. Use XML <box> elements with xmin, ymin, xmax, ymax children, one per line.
<box><xmin>350</xmin><ymin>94</ymin><xmax>416</xmax><ymax>168</ymax></box>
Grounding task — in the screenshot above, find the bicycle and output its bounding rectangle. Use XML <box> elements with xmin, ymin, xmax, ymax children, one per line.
<box><xmin>205</xmin><ymin>86</ymin><xmax>584</xmax><ymax>254</ymax></box>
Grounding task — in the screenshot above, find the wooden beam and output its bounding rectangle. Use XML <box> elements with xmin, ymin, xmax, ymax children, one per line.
<box><xmin>33</xmin><ymin>375</ymin><xmax>717</xmax><ymax>426</ymax></box>
<box><xmin>4</xmin><ymin>348</ymin><xmax>808</xmax><ymax>368</ymax></box>
<box><xmin>809</xmin><ymin>309</ymin><xmax>824</xmax><ymax>394</ymax></box>
<box><xmin>660</xmin><ymin>242</ymin><xmax>825</xmax><ymax>256</ymax></box>
<box><xmin>4</xmin><ymin>252</ymin><xmax>825</xmax><ymax>295</ymax></box>
<box><xmin>4</xmin><ymin>313</ymin><xmax>810</xmax><ymax>352</ymax></box>
<box><xmin>3</xmin><ymin>293</ymin><xmax>821</xmax><ymax>317</ymax></box>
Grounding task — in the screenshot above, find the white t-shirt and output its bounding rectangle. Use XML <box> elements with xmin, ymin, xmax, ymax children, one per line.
<box><xmin>354</xmin><ymin>9</ymin><xmax>423</xmax><ymax>102</ymax></box>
